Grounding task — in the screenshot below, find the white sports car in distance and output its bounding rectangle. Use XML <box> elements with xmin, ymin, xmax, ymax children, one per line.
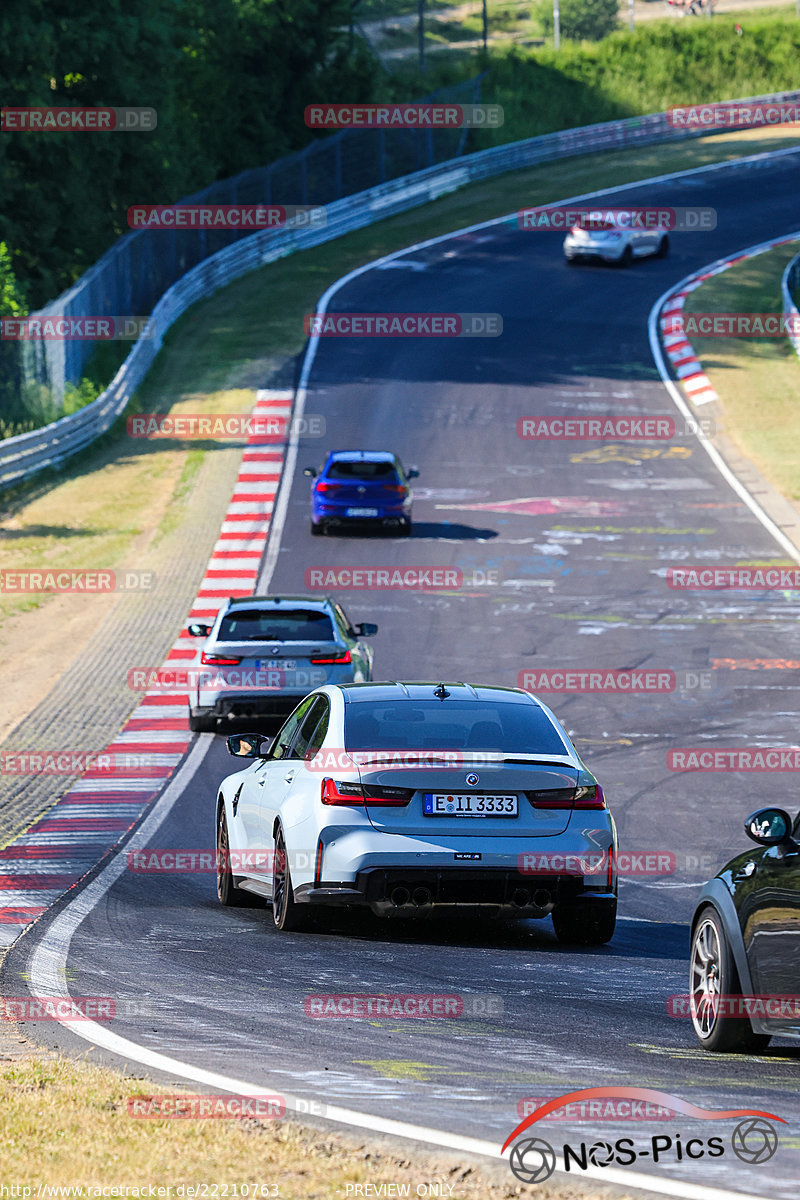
<box><xmin>214</xmin><ymin>681</ymin><xmax>618</xmax><ymax>944</ymax></box>
<box><xmin>563</xmin><ymin>219</ymin><xmax>669</xmax><ymax>265</ymax></box>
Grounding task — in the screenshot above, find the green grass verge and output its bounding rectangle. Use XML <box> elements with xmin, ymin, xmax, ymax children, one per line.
<box><xmin>0</xmin><ymin>1055</ymin><xmax>549</xmax><ymax>1199</ymax></box>
<box><xmin>683</xmin><ymin>241</ymin><xmax>800</xmax><ymax>501</ymax></box>
<box><xmin>384</xmin><ymin>13</ymin><xmax>800</xmax><ymax>147</ymax></box>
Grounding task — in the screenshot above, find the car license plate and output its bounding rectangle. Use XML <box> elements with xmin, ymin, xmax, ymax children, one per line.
<box><xmin>254</xmin><ymin>660</ymin><xmax>295</xmax><ymax>670</ymax></box>
<box><xmin>346</xmin><ymin>507</ymin><xmax>379</xmax><ymax>517</ymax></box>
<box><xmin>423</xmin><ymin>793</ymin><xmax>518</xmax><ymax>817</ymax></box>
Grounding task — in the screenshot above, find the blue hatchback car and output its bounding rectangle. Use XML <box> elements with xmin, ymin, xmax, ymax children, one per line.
<box><xmin>305</xmin><ymin>450</ymin><xmax>419</xmax><ymax>536</ymax></box>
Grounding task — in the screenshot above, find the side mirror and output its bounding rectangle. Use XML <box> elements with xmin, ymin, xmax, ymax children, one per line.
<box><xmin>226</xmin><ymin>733</ymin><xmax>271</xmax><ymax>759</ymax></box>
<box><xmin>356</xmin><ymin>622</ymin><xmax>378</xmax><ymax>637</ymax></box>
<box><xmin>745</xmin><ymin>807</ymin><xmax>795</xmax><ymax>847</ymax></box>
<box><xmin>303</xmin><ymin>466</ymin><xmax>318</xmax><ymax>478</ymax></box>
<box><xmin>407</xmin><ymin>466</ymin><xmax>420</xmax><ymax>480</ymax></box>
<box><xmin>188</xmin><ymin>623</ymin><xmax>211</xmax><ymax>637</ymax></box>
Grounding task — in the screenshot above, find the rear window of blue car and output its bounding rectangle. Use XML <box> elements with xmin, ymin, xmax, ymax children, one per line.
<box><xmin>325</xmin><ymin>461</ymin><xmax>400</xmax><ymax>482</ymax></box>
<box><xmin>218</xmin><ymin>609</ymin><xmax>334</xmax><ymax>642</ymax></box>
<box><xmin>344</xmin><ymin>701</ymin><xmax>570</xmax><ymax>755</ymax></box>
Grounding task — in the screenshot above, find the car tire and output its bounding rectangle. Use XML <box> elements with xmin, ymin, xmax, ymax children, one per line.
<box><xmin>216</xmin><ymin>806</ymin><xmax>261</xmax><ymax>907</ymax></box>
<box><xmin>566</xmin><ymin>256</ymin><xmax>578</xmax><ymax>266</ymax></box>
<box><xmin>189</xmin><ymin>709</ymin><xmax>217</xmax><ymax>734</ymax></box>
<box><xmin>552</xmin><ymin>900</ymin><xmax>616</xmax><ymax>945</ymax></box>
<box><xmin>656</xmin><ymin>235</ymin><xmax>670</xmax><ymax>258</ymax></box>
<box><xmin>689</xmin><ymin>906</ymin><xmax>771</xmax><ymax>1053</ymax></box>
<box><xmin>310</xmin><ymin>521</ymin><xmax>324</xmax><ymax>536</ymax></box>
<box><xmin>272</xmin><ymin>825</ymin><xmax>312</xmax><ymax>932</ymax></box>
<box><xmin>619</xmin><ymin>245</ymin><xmax>633</xmax><ymax>267</ymax></box>
<box><xmin>399</xmin><ymin>520</ymin><xmax>412</xmax><ymax>536</ymax></box>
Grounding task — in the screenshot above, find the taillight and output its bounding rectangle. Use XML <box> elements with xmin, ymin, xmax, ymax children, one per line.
<box><xmin>201</xmin><ymin>651</ymin><xmax>242</xmax><ymax>665</ymax></box>
<box><xmin>386</xmin><ymin>485</ymin><xmax>408</xmax><ymax>494</ymax></box>
<box><xmin>528</xmin><ymin>788</ymin><xmax>574</xmax><ymax>809</ymax></box>
<box><xmin>321</xmin><ymin>778</ymin><xmax>365</xmax><ymax>806</ymax></box>
<box><xmin>361</xmin><ymin>784</ymin><xmax>413</xmax><ymax>807</ymax></box>
<box><xmin>319</xmin><ymin>778</ymin><xmax>412</xmax><ymax>807</ymax></box>
<box><xmin>315</xmin><ymin>480</ymin><xmax>336</xmax><ymax>493</ymax></box>
<box><xmin>311</xmin><ymin>649</ymin><xmax>351</xmax><ymax>664</ymax></box>
<box><xmin>575</xmin><ymin>784</ymin><xmax>606</xmax><ymax>809</ymax></box>
<box><xmin>528</xmin><ymin>784</ymin><xmax>606</xmax><ymax>810</ymax></box>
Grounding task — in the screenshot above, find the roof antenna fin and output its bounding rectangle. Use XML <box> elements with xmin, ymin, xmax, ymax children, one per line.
<box><xmin>433</xmin><ymin>683</ymin><xmax>450</xmax><ymax>700</ymax></box>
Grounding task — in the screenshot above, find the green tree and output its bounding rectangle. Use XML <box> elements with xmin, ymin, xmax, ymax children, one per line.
<box><xmin>0</xmin><ymin>0</ymin><xmax>377</xmax><ymax>308</ymax></box>
<box><xmin>537</xmin><ymin>0</ymin><xmax>618</xmax><ymax>42</ymax></box>
<box><xmin>0</xmin><ymin>242</ymin><xmax>28</xmax><ymax>430</ymax></box>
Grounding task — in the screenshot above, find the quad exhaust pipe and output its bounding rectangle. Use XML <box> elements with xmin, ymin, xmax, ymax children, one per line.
<box><xmin>389</xmin><ymin>885</ymin><xmax>552</xmax><ymax>910</ymax></box>
<box><xmin>511</xmin><ymin>887</ymin><xmax>553</xmax><ymax>911</ymax></box>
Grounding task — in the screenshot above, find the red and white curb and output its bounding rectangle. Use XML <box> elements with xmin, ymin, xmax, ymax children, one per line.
<box><xmin>0</xmin><ymin>389</ymin><xmax>292</xmax><ymax>947</ymax></box>
<box><xmin>659</xmin><ymin>234</ymin><xmax>800</xmax><ymax>406</ymax></box>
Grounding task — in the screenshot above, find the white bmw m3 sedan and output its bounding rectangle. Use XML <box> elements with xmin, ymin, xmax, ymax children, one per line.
<box><xmin>214</xmin><ymin>681</ymin><xmax>618</xmax><ymax>943</ymax></box>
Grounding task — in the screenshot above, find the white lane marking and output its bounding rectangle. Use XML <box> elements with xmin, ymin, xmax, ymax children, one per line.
<box><xmin>648</xmin><ymin>235</ymin><xmax>800</xmax><ymax>566</ymax></box>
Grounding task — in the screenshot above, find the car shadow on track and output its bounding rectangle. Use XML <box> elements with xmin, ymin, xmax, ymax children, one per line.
<box><xmin>319</xmin><ymin>522</ymin><xmax>498</xmax><ymax>541</ymax></box>
<box><xmin>407</xmin><ymin>521</ymin><xmax>498</xmax><ymax>540</ymax></box>
<box><xmin>302</xmin><ymin>909</ymin><xmax>688</xmax><ymax>961</ymax></box>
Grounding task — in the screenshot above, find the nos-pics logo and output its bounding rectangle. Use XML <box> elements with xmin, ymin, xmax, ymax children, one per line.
<box><xmin>503</xmin><ymin>1087</ymin><xmax>783</xmax><ymax>1185</ymax></box>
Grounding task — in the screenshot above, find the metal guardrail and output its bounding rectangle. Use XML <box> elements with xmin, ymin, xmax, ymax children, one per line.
<box><xmin>4</xmin><ymin>88</ymin><xmax>800</xmax><ymax>491</ymax></box>
<box><xmin>781</xmin><ymin>249</ymin><xmax>800</xmax><ymax>358</ymax></box>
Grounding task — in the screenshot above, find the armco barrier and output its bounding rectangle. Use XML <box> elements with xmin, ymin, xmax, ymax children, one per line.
<box><xmin>3</xmin><ymin>89</ymin><xmax>800</xmax><ymax>491</ymax></box>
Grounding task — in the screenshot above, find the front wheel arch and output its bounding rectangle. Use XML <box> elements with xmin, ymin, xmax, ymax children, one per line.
<box><xmin>689</xmin><ymin>904</ymin><xmax>770</xmax><ymax>1053</ymax></box>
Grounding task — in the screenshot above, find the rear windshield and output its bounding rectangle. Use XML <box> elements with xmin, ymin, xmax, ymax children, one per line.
<box><xmin>344</xmin><ymin>700</ymin><xmax>570</xmax><ymax>755</ymax></box>
<box><xmin>218</xmin><ymin>609</ymin><xmax>334</xmax><ymax>642</ymax></box>
<box><xmin>326</xmin><ymin>460</ymin><xmax>399</xmax><ymax>482</ymax></box>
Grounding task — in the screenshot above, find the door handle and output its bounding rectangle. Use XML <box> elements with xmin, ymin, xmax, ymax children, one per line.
<box><xmin>284</xmin><ymin>769</ymin><xmax>295</xmax><ymax>784</ymax></box>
